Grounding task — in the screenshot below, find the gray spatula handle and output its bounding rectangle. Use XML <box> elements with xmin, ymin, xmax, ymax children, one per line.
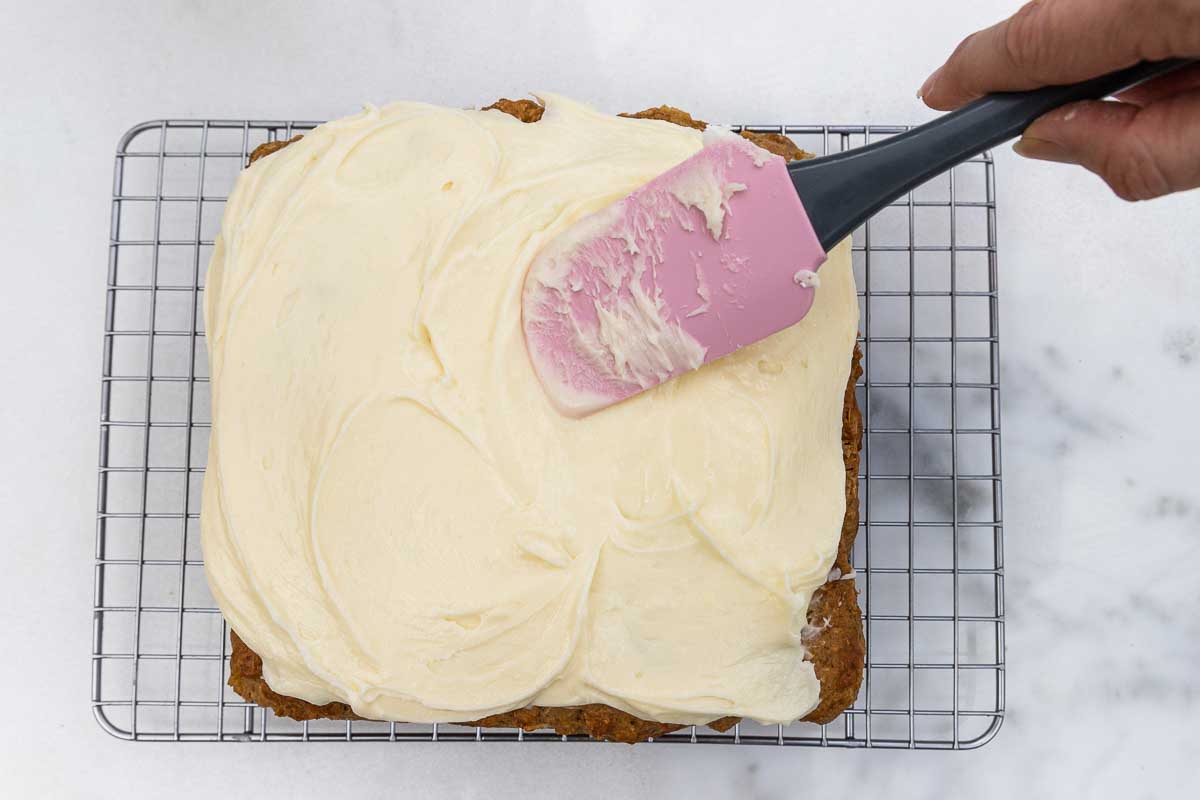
<box><xmin>788</xmin><ymin>58</ymin><xmax>1196</xmax><ymax>251</ymax></box>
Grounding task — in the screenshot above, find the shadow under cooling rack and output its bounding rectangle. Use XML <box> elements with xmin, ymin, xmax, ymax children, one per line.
<box><xmin>94</xmin><ymin>118</ymin><xmax>1005</xmax><ymax>748</ymax></box>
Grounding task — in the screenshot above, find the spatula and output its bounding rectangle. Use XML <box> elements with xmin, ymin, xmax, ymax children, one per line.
<box><xmin>522</xmin><ymin>58</ymin><xmax>1193</xmax><ymax>417</ymax></box>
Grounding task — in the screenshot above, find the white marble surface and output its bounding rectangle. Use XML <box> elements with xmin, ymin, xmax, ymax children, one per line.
<box><xmin>3</xmin><ymin>0</ymin><xmax>1200</xmax><ymax>795</ymax></box>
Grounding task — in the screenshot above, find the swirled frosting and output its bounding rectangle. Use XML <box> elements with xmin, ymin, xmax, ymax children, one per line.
<box><xmin>201</xmin><ymin>94</ymin><xmax>859</xmax><ymax>726</ymax></box>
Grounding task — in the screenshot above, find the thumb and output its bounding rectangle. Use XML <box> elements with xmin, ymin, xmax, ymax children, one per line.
<box><xmin>1012</xmin><ymin>91</ymin><xmax>1200</xmax><ymax>201</ymax></box>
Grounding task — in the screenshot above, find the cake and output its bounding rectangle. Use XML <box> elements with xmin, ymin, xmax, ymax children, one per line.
<box><xmin>203</xmin><ymin>95</ymin><xmax>864</xmax><ymax>743</ymax></box>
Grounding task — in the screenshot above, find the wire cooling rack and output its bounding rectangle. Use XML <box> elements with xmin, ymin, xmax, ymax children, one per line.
<box><xmin>93</xmin><ymin>118</ymin><xmax>1005</xmax><ymax>748</ymax></box>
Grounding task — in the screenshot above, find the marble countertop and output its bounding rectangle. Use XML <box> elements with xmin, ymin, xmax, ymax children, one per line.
<box><xmin>4</xmin><ymin>0</ymin><xmax>1199</xmax><ymax>795</ymax></box>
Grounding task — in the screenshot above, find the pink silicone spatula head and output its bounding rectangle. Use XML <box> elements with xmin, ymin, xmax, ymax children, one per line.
<box><xmin>521</xmin><ymin>131</ymin><xmax>826</xmax><ymax>417</ymax></box>
<box><xmin>523</xmin><ymin>60</ymin><xmax>1193</xmax><ymax>417</ymax></box>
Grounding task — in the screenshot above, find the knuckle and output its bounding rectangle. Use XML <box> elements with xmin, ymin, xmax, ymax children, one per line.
<box><xmin>1002</xmin><ymin>0</ymin><xmax>1052</xmax><ymax>74</ymax></box>
<box><xmin>947</xmin><ymin>32</ymin><xmax>977</xmax><ymax>64</ymax></box>
<box><xmin>1101</xmin><ymin>134</ymin><xmax>1172</xmax><ymax>201</ymax></box>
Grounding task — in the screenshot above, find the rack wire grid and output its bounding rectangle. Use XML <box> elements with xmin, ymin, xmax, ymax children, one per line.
<box><xmin>94</xmin><ymin>118</ymin><xmax>1005</xmax><ymax>747</ymax></box>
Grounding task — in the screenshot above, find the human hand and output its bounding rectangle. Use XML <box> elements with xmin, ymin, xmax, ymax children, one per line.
<box><xmin>919</xmin><ymin>0</ymin><xmax>1200</xmax><ymax>201</ymax></box>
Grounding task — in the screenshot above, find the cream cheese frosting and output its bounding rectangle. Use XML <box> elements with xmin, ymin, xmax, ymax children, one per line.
<box><xmin>201</xmin><ymin>94</ymin><xmax>859</xmax><ymax>726</ymax></box>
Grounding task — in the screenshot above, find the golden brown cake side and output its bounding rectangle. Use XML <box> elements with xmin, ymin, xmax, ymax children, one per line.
<box><xmin>226</xmin><ymin>100</ymin><xmax>864</xmax><ymax>743</ymax></box>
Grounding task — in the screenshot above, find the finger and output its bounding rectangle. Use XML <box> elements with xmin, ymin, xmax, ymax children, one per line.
<box><xmin>920</xmin><ymin>0</ymin><xmax>1200</xmax><ymax>110</ymax></box>
<box><xmin>1011</xmin><ymin>90</ymin><xmax>1200</xmax><ymax>200</ymax></box>
<box><xmin>1116</xmin><ymin>61</ymin><xmax>1200</xmax><ymax>106</ymax></box>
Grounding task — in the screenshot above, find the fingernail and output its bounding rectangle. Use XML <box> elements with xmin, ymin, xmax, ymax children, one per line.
<box><xmin>1012</xmin><ymin>136</ymin><xmax>1077</xmax><ymax>164</ymax></box>
<box><xmin>917</xmin><ymin>67</ymin><xmax>941</xmax><ymax>100</ymax></box>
